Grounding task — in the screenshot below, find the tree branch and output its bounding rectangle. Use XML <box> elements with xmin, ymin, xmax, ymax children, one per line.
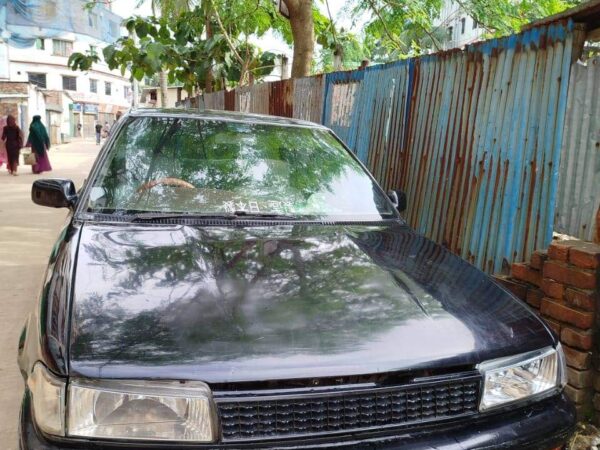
<box><xmin>324</xmin><ymin>0</ymin><xmax>338</xmax><ymax>47</ymax></box>
<box><xmin>365</xmin><ymin>0</ymin><xmax>402</xmax><ymax>49</ymax></box>
<box><xmin>211</xmin><ymin>4</ymin><xmax>245</xmax><ymax>66</ymax></box>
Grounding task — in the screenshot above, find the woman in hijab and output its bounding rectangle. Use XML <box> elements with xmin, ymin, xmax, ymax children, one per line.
<box><xmin>27</xmin><ymin>115</ymin><xmax>52</xmax><ymax>174</ymax></box>
<box><xmin>1</xmin><ymin>115</ymin><xmax>23</xmax><ymax>175</ymax></box>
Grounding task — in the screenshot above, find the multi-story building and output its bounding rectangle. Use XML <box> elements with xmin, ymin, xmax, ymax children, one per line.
<box><xmin>0</xmin><ymin>0</ymin><xmax>131</xmax><ymax>142</ymax></box>
<box><xmin>434</xmin><ymin>0</ymin><xmax>486</xmax><ymax>50</ymax></box>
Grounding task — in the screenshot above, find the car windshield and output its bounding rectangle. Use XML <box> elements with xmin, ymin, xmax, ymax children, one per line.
<box><xmin>86</xmin><ymin>116</ymin><xmax>396</xmax><ymax>220</ymax></box>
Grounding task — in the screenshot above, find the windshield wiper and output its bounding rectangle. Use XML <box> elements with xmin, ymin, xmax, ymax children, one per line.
<box><xmin>130</xmin><ymin>211</ymin><xmax>298</xmax><ymax>222</ymax></box>
<box><xmin>230</xmin><ymin>211</ymin><xmax>298</xmax><ymax>220</ymax></box>
<box><xmin>130</xmin><ymin>212</ymin><xmax>238</xmax><ymax>222</ymax></box>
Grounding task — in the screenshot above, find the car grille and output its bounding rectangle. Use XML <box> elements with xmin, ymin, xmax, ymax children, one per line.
<box><xmin>215</xmin><ymin>374</ymin><xmax>481</xmax><ymax>441</ymax></box>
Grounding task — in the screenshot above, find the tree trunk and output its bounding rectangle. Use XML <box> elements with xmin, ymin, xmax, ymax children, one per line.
<box><xmin>204</xmin><ymin>13</ymin><xmax>214</xmax><ymax>93</ymax></box>
<box><xmin>284</xmin><ymin>0</ymin><xmax>314</xmax><ymax>78</ymax></box>
<box><xmin>333</xmin><ymin>47</ymin><xmax>343</xmax><ymax>71</ymax></box>
<box><xmin>159</xmin><ymin>70</ymin><xmax>168</xmax><ymax>107</ymax></box>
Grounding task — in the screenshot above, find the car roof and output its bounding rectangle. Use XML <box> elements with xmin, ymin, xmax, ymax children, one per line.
<box><xmin>126</xmin><ymin>108</ymin><xmax>327</xmax><ymax>129</ymax></box>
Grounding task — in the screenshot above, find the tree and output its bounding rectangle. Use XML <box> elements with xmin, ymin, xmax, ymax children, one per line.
<box><xmin>458</xmin><ymin>0</ymin><xmax>582</xmax><ymax>37</ymax></box>
<box><xmin>282</xmin><ymin>0</ymin><xmax>315</xmax><ymax>77</ymax></box>
<box><xmin>352</xmin><ymin>0</ymin><xmax>582</xmax><ymax>62</ymax></box>
<box><xmin>351</xmin><ymin>0</ymin><xmax>444</xmax><ymax>60</ymax></box>
<box><xmin>70</xmin><ymin>3</ymin><xmax>280</xmax><ymax>94</ymax></box>
<box><xmin>317</xmin><ymin>28</ymin><xmax>368</xmax><ymax>72</ymax></box>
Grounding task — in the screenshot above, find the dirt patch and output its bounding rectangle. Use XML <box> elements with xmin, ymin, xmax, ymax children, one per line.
<box><xmin>570</xmin><ymin>423</ymin><xmax>600</xmax><ymax>450</ymax></box>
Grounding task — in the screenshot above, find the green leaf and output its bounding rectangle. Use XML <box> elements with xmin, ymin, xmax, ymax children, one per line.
<box><xmin>133</xmin><ymin>67</ymin><xmax>145</xmax><ymax>81</ymax></box>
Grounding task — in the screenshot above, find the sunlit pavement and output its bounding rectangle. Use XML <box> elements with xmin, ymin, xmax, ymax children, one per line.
<box><xmin>0</xmin><ymin>138</ymin><xmax>100</xmax><ymax>449</ymax></box>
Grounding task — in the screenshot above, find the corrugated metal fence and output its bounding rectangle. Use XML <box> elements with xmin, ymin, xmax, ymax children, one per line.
<box><xmin>188</xmin><ymin>21</ymin><xmax>582</xmax><ymax>273</ymax></box>
<box><xmin>555</xmin><ymin>57</ymin><xmax>600</xmax><ymax>242</ymax></box>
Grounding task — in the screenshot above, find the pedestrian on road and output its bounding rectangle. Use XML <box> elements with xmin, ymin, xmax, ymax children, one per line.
<box><xmin>77</xmin><ymin>122</ymin><xmax>82</xmax><ymax>137</ymax></box>
<box><xmin>27</xmin><ymin>115</ymin><xmax>52</xmax><ymax>175</ymax></box>
<box><xmin>0</xmin><ymin>116</ymin><xmax>7</xmax><ymax>171</ymax></box>
<box><xmin>102</xmin><ymin>121</ymin><xmax>110</xmax><ymax>139</ymax></box>
<box><xmin>95</xmin><ymin>122</ymin><xmax>102</xmax><ymax>145</ymax></box>
<box><xmin>1</xmin><ymin>115</ymin><xmax>24</xmax><ymax>176</ymax></box>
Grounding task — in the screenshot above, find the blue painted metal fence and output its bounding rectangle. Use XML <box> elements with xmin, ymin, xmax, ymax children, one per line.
<box><xmin>193</xmin><ymin>20</ymin><xmax>580</xmax><ymax>273</ymax></box>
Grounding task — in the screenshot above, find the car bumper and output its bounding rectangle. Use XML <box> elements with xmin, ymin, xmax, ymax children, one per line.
<box><xmin>20</xmin><ymin>390</ymin><xmax>575</xmax><ymax>450</ymax></box>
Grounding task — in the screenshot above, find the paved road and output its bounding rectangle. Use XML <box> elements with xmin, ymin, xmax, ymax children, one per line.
<box><xmin>0</xmin><ymin>139</ymin><xmax>100</xmax><ymax>449</ymax></box>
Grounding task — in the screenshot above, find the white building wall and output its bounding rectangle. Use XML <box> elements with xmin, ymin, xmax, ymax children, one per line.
<box><xmin>6</xmin><ymin>33</ymin><xmax>130</xmax><ymax>110</ymax></box>
<box><xmin>434</xmin><ymin>0</ymin><xmax>486</xmax><ymax>50</ymax></box>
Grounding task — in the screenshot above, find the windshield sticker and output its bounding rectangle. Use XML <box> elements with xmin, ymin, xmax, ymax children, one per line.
<box><xmin>222</xmin><ymin>201</ymin><xmax>236</xmax><ymax>213</ymax></box>
<box><xmin>221</xmin><ymin>200</ymin><xmax>296</xmax><ymax>214</ymax></box>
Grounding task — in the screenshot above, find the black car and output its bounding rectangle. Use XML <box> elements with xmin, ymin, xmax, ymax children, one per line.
<box><xmin>18</xmin><ymin>109</ymin><xmax>575</xmax><ymax>449</ymax></box>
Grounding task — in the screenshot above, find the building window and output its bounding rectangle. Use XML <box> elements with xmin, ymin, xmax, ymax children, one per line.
<box><xmin>34</xmin><ymin>38</ymin><xmax>45</xmax><ymax>50</ymax></box>
<box><xmin>105</xmin><ymin>82</ymin><xmax>112</xmax><ymax>96</ymax></box>
<box><xmin>53</xmin><ymin>39</ymin><xmax>73</xmax><ymax>57</ymax></box>
<box><xmin>473</xmin><ymin>18</ymin><xmax>478</xmax><ymax>29</ymax></box>
<box><xmin>28</xmin><ymin>73</ymin><xmax>47</xmax><ymax>88</ymax></box>
<box><xmin>447</xmin><ymin>26</ymin><xmax>453</xmax><ymax>40</ymax></box>
<box><xmin>124</xmin><ymin>85</ymin><xmax>130</xmax><ymax>99</ymax></box>
<box><xmin>42</xmin><ymin>0</ymin><xmax>58</xmax><ymax>20</ymax></box>
<box><xmin>150</xmin><ymin>90</ymin><xmax>157</xmax><ymax>101</ymax></box>
<box><xmin>90</xmin><ymin>79</ymin><xmax>98</xmax><ymax>93</ymax></box>
<box><xmin>62</xmin><ymin>75</ymin><xmax>77</xmax><ymax>91</ymax></box>
<box><xmin>461</xmin><ymin>18</ymin><xmax>466</xmax><ymax>34</ymax></box>
<box><xmin>109</xmin><ymin>21</ymin><xmax>119</xmax><ymax>39</ymax></box>
<box><xmin>88</xmin><ymin>12</ymin><xmax>98</xmax><ymax>28</ymax></box>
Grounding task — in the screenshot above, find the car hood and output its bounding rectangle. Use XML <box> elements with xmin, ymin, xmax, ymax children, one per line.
<box><xmin>69</xmin><ymin>221</ymin><xmax>553</xmax><ymax>383</ymax></box>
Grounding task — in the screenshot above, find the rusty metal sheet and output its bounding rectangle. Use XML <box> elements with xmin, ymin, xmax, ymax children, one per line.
<box><xmin>235</xmin><ymin>83</ymin><xmax>270</xmax><ymax>114</ymax></box>
<box><xmin>321</xmin><ymin>61</ymin><xmax>411</xmax><ymax>188</ymax></box>
<box><xmin>224</xmin><ymin>89</ymin><xmax>235</xmax><ymax>111</ymax></box>
<box><xmin>269</xmin><ymin>79</ymin><xmax>294</xmax><ymax>117</ymax></box>
<box><xmin>555</xmin><ymin>57</ymin><xmax>600</xmax><ymax>242</ymax></box>
<box><xmin>395</xmin><ymin>22</ymin><xmax>577</xmax><ymax>273</ymax></box>
<box><xmin>203</xmin><ymin>91</ymin><xmax>225</xmax><ymax>110</ymax></box>
<box><xmin>292</xmin><ymin>75</ymin><xmax>324</xmax><ymax>123</ymax></box>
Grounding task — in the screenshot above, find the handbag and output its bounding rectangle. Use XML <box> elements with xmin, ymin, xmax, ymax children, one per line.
<box><xmin>24</xmin><ymin>151</ymin><xmax>37</xmax><ymax>165</ymax></box>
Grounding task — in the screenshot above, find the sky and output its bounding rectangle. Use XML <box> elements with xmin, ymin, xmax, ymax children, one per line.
<box><xmin>110</xmin><ymin>0</ymin><xmax>357</xmax><ymax>57</ymax></box>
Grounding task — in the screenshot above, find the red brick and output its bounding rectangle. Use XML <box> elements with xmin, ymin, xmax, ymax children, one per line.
<box><xmin>526</xmin><ymin>289</ymin><xmax>543</xmax><ymax>309</ymax></box>
<box><xmin>565</xmin><ymin>383</ymin><xmax>593</xmax><ymax>403</ymax></box>
<box><xmin>594</xmin><ymin>372</ymin><xmax>600</xmax><ymax>391</ymax></box>
<box><xmin>567</xmin><ymin>367</ymin><xmax>593</xmax><ymax>388</ymax></box>
<box><xmin>594</xmin><ymin>392</ymin><xmax>600</xmax><ymax>410</ymax></box>
<box><xmin>511</xmin><ymin>263</ymin><xmax>542</xmax><ymax>287</ymax></box>
<box><xmin>548</xmin><ymin>241</ymin><xmax>572</xmax><ymax>262</ymax></box>
<box><xmin>543</xmin><ymin>260</ymin><xmax>597</xmax><ymax>290</ymax></box>
<box><xmin>530</xmin><ymin>250</ymin><xmax>548</xmax><ymax>270</ymax></box>
<box><xmin>540</xmin><ymin>298</ymin><xmax>594</xmax><ymax>329</ymax></box>
<box><xmin>565</xmin><ymin>288</ymin><xmax>597</xmax><ymax>312</ymax></box>
<box><xmin>492</xmin><ymin>275</ymin><xmax>528</xmax><ymax>300</ymax></box>
<box><xmin>541</xmin><ymin>316</ymin><xmax>561</xmax><ymax>335</ymax></box>
<box><xmin>561</xmin><ymin>327</ymin><xmax>593</xmax><ymax>351</ymax></box>
<box><xmin>569</xmin><ymin>243</ymin><xmax>600</xmax><ymax>270</ymax></box>
<box><xmin>541</xmin><ymin>278</ymin><xmax>565</xmax><ymax>299</ymax></box>
<box><xmin>563</xmin><ymin>345</ymin><xmax>592</xmax><ymax>370</ymax></box>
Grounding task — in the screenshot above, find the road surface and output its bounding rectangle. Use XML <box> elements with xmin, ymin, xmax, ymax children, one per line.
<box><xmin>0</xmin><ymin>138</ymin><xmax>100</xmax><ymax>449</ymax></box>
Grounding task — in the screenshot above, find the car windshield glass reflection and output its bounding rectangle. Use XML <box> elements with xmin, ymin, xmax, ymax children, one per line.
<box><xmin>88</xmin><ymin>117</ymin><xmax>395</xmax><ymax>220</ymax></box>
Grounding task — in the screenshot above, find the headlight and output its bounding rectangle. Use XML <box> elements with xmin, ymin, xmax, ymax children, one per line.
<box><xmin>67</xmin><ymin>379</ymin><xmax>216</xmax><ymax>442</ymax></box>
<box><xmin>478</xmin><ymin>345</ymin><xmax>565</xmax><ymax>411</ymax></box>
<box><xmin>28</xmin><ymin>363</ymin><xmax>66</xmax><ymax>436</ymax></box>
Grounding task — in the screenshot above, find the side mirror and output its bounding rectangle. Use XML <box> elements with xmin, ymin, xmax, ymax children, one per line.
<box><xmin>387</xmin><ymin>189</ymin><xmax>407</xmax><ymax>213</ymax></box>
<box><xmin>32</xmin><ymin>179</ymin><xmax>78</xmax><ymax>209</ymax></box>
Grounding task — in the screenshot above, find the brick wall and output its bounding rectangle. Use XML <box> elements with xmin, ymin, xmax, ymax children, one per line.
<box><xmin>0</xmin><ymin>101</ymin><xmax>19</xmax><ymax>119</ymax></box>
<box><xmin>494</xmin><ymin>239</ymin><xmax>600</xmax><ymax>420</ymax></box>
<box><xmin>0</xmin><ymin>81</ymin><xmax>28</xmax><ymax>95</ymax></box>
